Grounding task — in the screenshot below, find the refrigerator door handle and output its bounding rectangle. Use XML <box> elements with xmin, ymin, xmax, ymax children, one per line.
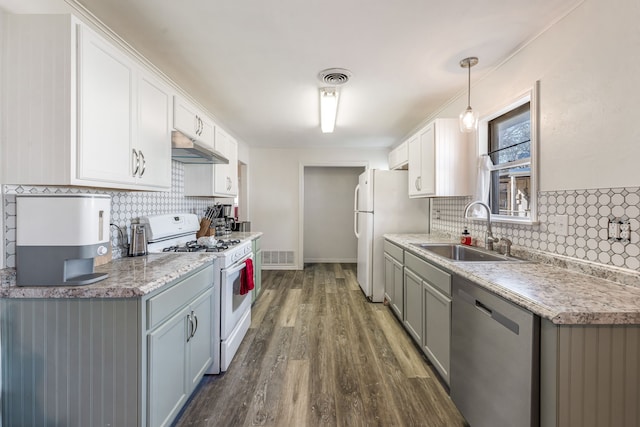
<box><xmin>354</xmin><ymin>184</ymin><xmax>360</xmax><ymax>212</ymax></box>
<box><xmin>354</xmin><ymin>184</ymin><xmax>360</xmax><ymax>238</ymax></box>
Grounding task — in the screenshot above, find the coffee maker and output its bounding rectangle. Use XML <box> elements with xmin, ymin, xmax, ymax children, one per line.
<box><xmin>15</xmin><ymin>194</ymin><xmax>111</xmax><ymax>286</ymax></box>
<box><xmin>213</xmin><ymin>204</ymin><xmax>235</xmax><ymax>236</ymax></box>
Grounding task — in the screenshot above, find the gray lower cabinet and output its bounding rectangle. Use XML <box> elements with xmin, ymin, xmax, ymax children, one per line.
<box><xmin>252</xmin><ymin>237</ymin><xmax>262</xmax><ymax>303</ymax></box>
<box><xmin>384</xmin><ymin>240</ymin><xmax>404</xmax><ymax>319</ymax></box>
<box><xmin>404</xmin><ymin>251</ymin><xmax>452</xmax><ymax>385</ymax></box>
<box><xmin>1</xmin><ymin>263</ymin><xmax>215</xmax><ymax>427</ymax></box>
<box><xmin>403</xmin><ymin>268</ymin><xmax>424</xmax><ymax>343</ymax></box>
<box><xmin>148</xmin><ymin>288</ymin><xmax>213</xmax><ymax>427</ymax></box>
<box><xmin>423</xmin><ymin>282</ymin><xmax>451</xmax><ymax>384</ymax></box>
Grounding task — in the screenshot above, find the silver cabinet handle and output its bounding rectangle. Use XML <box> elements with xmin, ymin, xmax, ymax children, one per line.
<box><xmin>199</xmin><ymin>117</ymin><xmax>203</xmax><ymax>136</ymax></box>
<box><xmin>139</xmin><ymin>150</ymin><xmax>146</xmax><ymax>177</ymax></box>
<box><xmin>132</xmin><ymin>149</ymin><xmax>140</xmax><ymax>177</ymax></box>
<box><xmin>186</xmin><ymin>313</ymin><xmax>193</xmax><ymax>342</ymax></box>
<box><xmin>194</xmin><ymin>116</ymin><xmax>199</xmax><ymax>136</ymax></box>
<box><xmin>226</xmin><ymin>176</ymin><xmax>232</xmax><ymax>191</ymax></box>
<box><xmin>417</xmin><ymin>176</ymin><xmax>422</xmax><ymax>191</ymax></box>
<box><xmin>414</xmin><ymin>176</ymin><xmax>419</xmax><ymax>191</ymax></box>
<box><xmin>192</xmin><ymin>311</ymin><xmax>198</xmax><ymax>338</ymax></box>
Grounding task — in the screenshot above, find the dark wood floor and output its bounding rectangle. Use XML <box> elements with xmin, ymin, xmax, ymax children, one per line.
<box><xmin>174</xmin><ymin>263</ymin><xmax>467</xmax><ymax>426</ymax></box>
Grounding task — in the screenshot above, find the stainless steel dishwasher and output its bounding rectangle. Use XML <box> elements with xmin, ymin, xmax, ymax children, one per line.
<box><xmin>451</xmin><ymin>275</ymin><xmax>540</xmax><ymax>427</ymax></box>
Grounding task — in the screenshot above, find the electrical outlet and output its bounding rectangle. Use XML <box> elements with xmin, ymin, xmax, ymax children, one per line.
<box><xmin>555</xmin><ymin>214</ymin><xmax>569</xmax><ymax>236</ymax></box>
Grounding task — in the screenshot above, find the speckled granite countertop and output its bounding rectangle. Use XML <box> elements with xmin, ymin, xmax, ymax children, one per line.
<box><xmin>385</xmin><ymin>233</ymin><xmax>640</xmax><ymax>325</ymax></box>
<box><xmin>0</xmin><ymin>253</ymin><xmax>217</xmax><ymax>299</ymax></box>
<box><xmin>0</xmin><ymin>231</ymin><xmax>263</xmax><ymax>299</ymax></box>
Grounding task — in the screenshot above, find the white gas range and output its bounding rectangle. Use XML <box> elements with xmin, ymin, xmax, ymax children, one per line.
<box><xmin>141</xmin><ymin>213</ymin><xmax>253</xmax><ymax>374</ymax></box>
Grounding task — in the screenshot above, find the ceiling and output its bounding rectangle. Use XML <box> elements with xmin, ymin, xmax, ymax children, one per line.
<box><xmin>2</xmin><ymin>0</ymin><xmax>580</xmax><ymax>148</ymax></box>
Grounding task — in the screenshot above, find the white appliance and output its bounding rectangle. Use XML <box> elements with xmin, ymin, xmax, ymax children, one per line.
<box><xmin>16</xmin><ymin>194</ymin><xmax>111</xmax><ymax>286</ymax></box>
<box><xmin>143</xmin><ymin>213</ymin><xmax>253</xmax><ymax>374</ymax></box>
<box><xmin>354</xmin><ymin>169</ymin><xmax>430</xmax><ymax>302</ymax></box>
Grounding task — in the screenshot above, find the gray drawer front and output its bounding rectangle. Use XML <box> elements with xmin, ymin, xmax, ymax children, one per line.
<box><xmin>405</xmin><ymin>252</ymin><xmax>451</xmax><ymax>296</ymax></box>
<box><xmin>147</xmin><ymin>264</ymin><xmax>214</xmax><ymax>330</ymax></box>
<box><xmin>384</xmin><ymin>240</ymin><xmax>404</xmax><ymax>263</ymax></box>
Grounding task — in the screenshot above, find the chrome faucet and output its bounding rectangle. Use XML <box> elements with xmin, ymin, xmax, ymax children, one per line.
<box><xmin>463</xmin><ymin>201</ymin><xmax>499</xmax><ymax>251</ymax></box>
<box><xmin>499</xmin><ymin>237</ymin><xmax>513</xmax><ymax>257</ymax></box>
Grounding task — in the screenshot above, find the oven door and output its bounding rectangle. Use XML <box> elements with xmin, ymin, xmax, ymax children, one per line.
<box><xmin>219</xmin><ymin>252</ymin><xmax>253</xmax><ymax>371</ymax></box>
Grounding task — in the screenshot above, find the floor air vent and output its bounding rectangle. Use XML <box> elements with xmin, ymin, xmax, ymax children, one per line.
<box><xmin>262</xmin><ymin>251</ymin><xmax>295</xmax><ymax>267</ymax></box>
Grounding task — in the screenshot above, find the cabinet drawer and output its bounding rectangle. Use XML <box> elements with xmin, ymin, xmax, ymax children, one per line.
<box><xmin>405</xmin><ymin>252</ymin><xmax>451</xmax><ymax>296</ymax></box>
<box><xmin>384</xmin><ymin>240</ymin><xmax>404</xmax><ymax>263</ymax></box>
<box><xmin>147</xmin><ymin>264</ymin><xmax>214</xmax><ymax>330</ymax></box>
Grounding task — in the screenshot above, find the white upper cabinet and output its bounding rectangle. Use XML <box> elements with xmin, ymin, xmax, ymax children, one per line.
<box><xmin>183</xmin><ymin>126</ymin><xmax>238</xmax><ymax>197</ymax></box>
<box><xmin>388</xmin><ymin>140</ymin><xmax>409</xmax><ymax>170</ymax></box>
<box><xmin>408</xmin><ymin>118</ymin><xmax>472</xmax><ymax>198</ymax></box>
<box><xmin>214</xmin><ymin>127</ymin><xmax>238</xmax><ymax>196</ymax></box>
<box><xmin>2</xmin><ymin>14</ymin><xmax>172</xmax><ymax>191</ymax></box>
<box><xmin>173</xmin><ymin>96</ymin><xmax>215</xmax><ymax>150</ymax></box>
<box><xmin>136</xmin><ymin>70</ymin><xmax>172</xmax><ymax>189</ymax></box>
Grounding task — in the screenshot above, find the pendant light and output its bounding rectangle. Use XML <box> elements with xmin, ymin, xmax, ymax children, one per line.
<box><xmin>459</xmin><ymin>57</ymin><xmax>479</xmax><ymax>133</ymax></box>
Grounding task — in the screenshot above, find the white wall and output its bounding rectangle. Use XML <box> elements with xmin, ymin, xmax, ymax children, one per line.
<box><xmin>303</xmin><ymin>166</ymin><xmax>363</xmax><ymax>263</ymax></box>
<box><xmin>430</xmin><ymin>0</ymin><xmax>640</xmax><ymax>192</ymax></box>
<box><xmin>249</xmin><ymin>147</ymin><xmax>388</xmax><ymax>269</ymax></box>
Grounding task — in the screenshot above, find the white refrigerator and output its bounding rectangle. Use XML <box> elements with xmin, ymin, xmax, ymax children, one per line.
<box><xmin>354</xmin><ymin>169</ymin><xmax>430</xmax><ymax>302</ymax></box>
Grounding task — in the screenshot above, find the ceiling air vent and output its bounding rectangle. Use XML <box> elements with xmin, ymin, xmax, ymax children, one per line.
<box><xmin>318</xmin><ymin>68</ymin><xmax>352</xmax><ymax>86</ymax></box>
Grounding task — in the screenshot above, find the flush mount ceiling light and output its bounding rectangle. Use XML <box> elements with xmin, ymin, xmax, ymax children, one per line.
<box><xmin>317</xmin><ymin>68</ymin><xmax>352</xmax><ymax>133</ymax></box>
<box><xmin>319</xmin><ymin>88</ymin><xmax>339</xmax><ymax>133</ymax></box>
<box><xmin>459</xmin><ymin>57</ymin><xmax>479</xmax><ymax>133</ymax></box>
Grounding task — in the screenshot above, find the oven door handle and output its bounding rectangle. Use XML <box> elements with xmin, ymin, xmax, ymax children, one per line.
<box><xmin>223</xmin><ymin>256</ymin><xmax>252</xmax><ymax>276</ymax></box>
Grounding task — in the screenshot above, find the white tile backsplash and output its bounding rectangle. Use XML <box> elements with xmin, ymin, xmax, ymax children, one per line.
<box><xmin>3</xmin><ymin>161</ymin><xmax>214</xmax><ymax>266</ymax></box>
<box><xmin>431</xmin><ymin>187</ymin><xmax>640</xmax><ymax>272</ymax></box>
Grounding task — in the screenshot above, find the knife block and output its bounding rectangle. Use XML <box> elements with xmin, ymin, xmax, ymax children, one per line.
<box><xmin>196</xmin><ymin>218</ymin><xmax>216</xmax><ymax>238</ymax></box>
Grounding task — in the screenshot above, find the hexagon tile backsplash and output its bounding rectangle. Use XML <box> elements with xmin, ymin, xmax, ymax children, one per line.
<box><xmin>3</xmin><ymin>161</ymin><xmax>215</xmax><ymax>268</ymax></box>
<box><xmin>431</xmin><ymin>187</ymin><xmax>640</xmax><ymax>273</ymax></box>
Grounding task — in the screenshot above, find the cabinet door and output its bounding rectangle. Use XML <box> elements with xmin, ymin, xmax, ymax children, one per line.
<box><xmin>188</xmin><ymin>289</ymin><xmax>214</xmax><ymax>391</ymax></box>
<box><xmin>77</xmin><ymin>24</ymin><xmax>135</xmax><ymax>185</ymax></box>
<box><xmin>199</xmin><ymin>116</ymin><xmax>215</xmax><ymax>150</ymax></box>
<box><xmin>148</xmin><ymin>306</ymin><xmax>189</xmax><ymax>427</ymax></box>
<box><xmin>424</xmin><ymin>282</ymin><xmax>451</xmax><ymax>384</ymax></box>
<box><xmin>254</xmin><ymin>249</ymin><xmax>263</xmax><ymax>301</ymax></box>
<box><xmin>407</xmin><ymin>135</ymin><xmax>422</xmax><ymax>197</ymax></box>
<box><xmin>403</xmin><ymin>268</ymin><xmax>423</xmax><ymax>344</ymax></box>
<box><xmin>418</xmin><ymin>124</ymin><xmax>436</xmax><ymax>196</ymax></box>
<box><xmin>384</xmin><ymin>253</ymin><xmax>394</xmax><ymax>303</ymax></box>
<box><xmin>137</xmin><ymin>71</ymin><xmax>172</xmax><ymax>189</ymax></box>
<box><xmin>391</xmin><ymin>258</ymin><xmax>404</xmax><ymax>319</ymax></box>
<box><xmin>173</xmin><ymin>96</ymin><xmax>199</xmax><ymax>141</ymax></box>
<box><xmin>214</xmin><ymin>128</ymin><xmax>238</xmax><ymax>196</ymax></box>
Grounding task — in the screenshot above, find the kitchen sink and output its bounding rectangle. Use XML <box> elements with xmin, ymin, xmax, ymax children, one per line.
<box><xmin>411</xmin><ymin>243</ymin><xmax>518</xmax><ymax>262</ymax></box>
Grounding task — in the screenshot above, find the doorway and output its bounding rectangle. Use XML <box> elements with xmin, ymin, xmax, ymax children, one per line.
<box><xmin>302</xmin><ymin>166</ymin><xmax>365</xmax><ymax>264</ymax></box>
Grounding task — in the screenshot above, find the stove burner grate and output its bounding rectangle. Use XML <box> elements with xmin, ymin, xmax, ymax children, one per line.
<box><xmin>161</xmin><ymin>239</ymin><xmax>242</xmax><ymax>253</ymax></box>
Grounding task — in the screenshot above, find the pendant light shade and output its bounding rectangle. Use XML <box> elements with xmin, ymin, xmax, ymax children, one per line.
<box><xmin>459</xmin><ymin>57</ymin><xmax>479</xmax><ymax>133</ymax></box>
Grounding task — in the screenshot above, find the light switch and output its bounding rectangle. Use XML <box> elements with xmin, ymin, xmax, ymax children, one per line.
<box><xmin>555</xmin><ymin>214</ymin><xmax>569</xmax><ymax>236</ymax></box>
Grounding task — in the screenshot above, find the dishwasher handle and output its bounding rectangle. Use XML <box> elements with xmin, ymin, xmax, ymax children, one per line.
<box><xmin>457</xmin><ymin>288</ymin><xmax>520</xmax><ymax>335</ymax></box>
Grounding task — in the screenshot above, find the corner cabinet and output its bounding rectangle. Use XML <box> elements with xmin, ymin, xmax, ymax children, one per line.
<box><xmin>1</xmin><ymin>263</ymin><xmax>216</xmax><ymax>427</ymax></box>
<box><xmin>2</xmin><ymin>14</ymin><xmax>172</xmax><ymax>191</ymax></box>
<box><xmin>184</xmin><ymin>127</ymin><xmax>238</xmax><ymax>197</ymax></box>
<box><xmin>407</xmin><ymin>118</ymin><xmax>472</xmax><ymax>198</ymax></box>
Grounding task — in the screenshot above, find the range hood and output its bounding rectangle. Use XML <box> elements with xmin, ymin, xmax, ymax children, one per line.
<box><xmin>171</xmin><ymin>131</ymin><xmax>229</xmax><ymax>164</ymax></box>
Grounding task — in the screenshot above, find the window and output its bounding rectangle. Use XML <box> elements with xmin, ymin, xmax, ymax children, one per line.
<box><xmin>479</xmin><ymin>82</ymin><xmax>538</xmax><ymax>223</ymax></box>
<box><xmin>488</xmin><ymin>102</ymin><xmax>531</xmax><ymax>218</ymax></box>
